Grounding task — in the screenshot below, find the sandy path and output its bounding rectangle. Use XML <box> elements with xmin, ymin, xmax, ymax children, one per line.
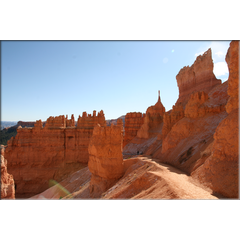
<box><xmin>103</xmin><ymin>157</ymin><xmax>217</xmax><ymax>199</ymax></box>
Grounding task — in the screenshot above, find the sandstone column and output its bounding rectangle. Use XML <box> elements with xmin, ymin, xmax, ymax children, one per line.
<box><xmin>88</xmin><ymin>119</ymin><xmax>124</xmax><ymax>198</ymax></box>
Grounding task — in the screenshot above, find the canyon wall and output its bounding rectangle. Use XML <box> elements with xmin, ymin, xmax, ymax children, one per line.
<box><xmin>88</xmin><ymin>119</ymin><xmax>124</xmax><ymax>198</ymax></box>
<box><xmin>123</xmin><ymin>112</ymin><xmax>145</xmax><ymax>147</ymax></box>
<box><xmin>5</xmin><ymin>110</ymin><xmax>106</xmax><ymax>198</ymax></box>
<box><xmin>1</xmin><ymin>147</ymin><xmax>15</xmax><ymax>199</ymax></box>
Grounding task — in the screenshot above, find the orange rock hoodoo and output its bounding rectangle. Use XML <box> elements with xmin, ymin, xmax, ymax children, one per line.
<box><xmin>5</xmin><ymin>110</ymin><xmax>106</xmax><ymax>198</ymax></box>
<box><xmin>88</xmin><ymin>119</ymin><xmax>124</xmax><ymax>198</ymax></box>
<box><xmin>123</xmin><ymin>112</ymin><xmax>145</xmax><ymax>147</ymax></box>
<box><xmin>1</xmin><ymin>147</ymin><xmax>15</xmax><ymax>199</ymax></box>
<box><xmin>160</xmin><ymin>47</ymin><xmax>230</xmax><ymax>156</ymax></box>
<box><xmin>161</xmin><ymin>49</ymin><xmax>224</xmax><ymax>141</ymax></box>
<box><xmin>137</xmin><ymin>91</ymin><xmax>165</xmax><ymax>139</ymax></box>
<box><xmin>176</xmin><ymin>48</ymin><xmax>221</xmax><ymax>105</ymax></box>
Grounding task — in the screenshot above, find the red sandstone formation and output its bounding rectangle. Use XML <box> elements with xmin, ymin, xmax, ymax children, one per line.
<box><xmin>192</xmin><ymin>41</ymin><xmax>239</xmax><ymax>198</ymax></box>
<box><xmin>159</xmin><ymin>79</ymin><xmax>229</xmax><ymax>162</ymax></box>
<box><xmin>176</xmin><ymin>48</ymin><xmax>221</xmax><ymax>105</ymax></box>
<box><xmin>137</xmin><ymin>91</ymin><xmax>165</xmax><ymax>139</ymax></box>
<box><xmin>88</xmin><ymin>119</ymin><xmax>124</xmax><ymax>198</ymax></box>
<box><xmin>160</xmin><ymin>47</ymin><xmax>226</xmax><ymax>141</ymax></box>
<box><xmin>5</xmin><ymin>110</ymin><xmax>106</xmax><ymax>198</ymax></box>
<box><xmin>123</xmin><ymin>112</ymin><xmax>145</xmax><ymax>147</ymax></box>
<box><xmin>184</xmin><ymin>91</ymin><xmax>209</xmax><ymax>118</ymax></box>
<box><xmin>1</xmin><ymin>147</ymin><xmax>15</xmax><ymax>199</ymax></box>
<box><xmin>77</xmin><ymin>110</ymin><xmax>106</xmax><ymax>128</ymax></box>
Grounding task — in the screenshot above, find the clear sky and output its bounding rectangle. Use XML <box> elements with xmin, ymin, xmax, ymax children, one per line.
<box><xmin>1</xmin><ymin>41</ymin><xmax>230</xmax><ymax>121</ymax></box>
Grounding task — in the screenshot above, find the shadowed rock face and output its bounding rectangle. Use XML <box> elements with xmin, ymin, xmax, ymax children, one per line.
<box><xmin>176</xmin><ymin>48</ymin><xmax>221</xmax><ymax>105</ymax></box>
<box><xmin>1</xmin><ymin>147</ymin><xmax>15</xmax><ymax>199</ymax></box>
<box><xmin>88</xmin><ymin>119</ymin><xmax>124</xmax><ymax>198</ymax></box>
<box><xmin>5</xmin><ymin>111</ymin><xmax>106</xmax><ymax>198</ymax></box>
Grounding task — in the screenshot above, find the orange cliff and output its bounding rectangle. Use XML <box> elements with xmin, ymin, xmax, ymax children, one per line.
<box><xmin>88</xmin><ymin>119</ymin><xmax>124</xmax><ymax>198</ymax></box>
<box><xmin>192</xmin><ymin>40</ymin><xmax>239</xmax><ymax>198</ymax></box>
<box><xmin>123</xmin><ymin>112</ymin><xmax>145</xmax><ymax>147</ymax></box>
<box><xmin>5</xmin><ymin>110</ymin><xmax>106</xmax><ymax>198</ymax></box>
<box><xmin>1</xmin><ymin>146</ymin><xmax>15</xmax><ymax>199</ymax></box>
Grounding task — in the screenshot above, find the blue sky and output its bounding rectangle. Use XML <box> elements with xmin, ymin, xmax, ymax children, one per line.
<box><xmin>1</xmin><ymin>41</ymin><xmax>230</xmax><ymax>121</ymax></box>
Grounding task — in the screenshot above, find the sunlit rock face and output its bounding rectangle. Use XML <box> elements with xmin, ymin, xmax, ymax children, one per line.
<box><xmin>88</xmin><ymin>119</ymin><xmax>124</xmax><ymax>198</ymax></box>
<box><xmin>176</xmin><ymin>48</ymin><xmax>221</xmax><ymax>105</ymax></box>
<box><xmin>5</xmin><ymin>111</ymin><xmax>106</xmax><ymax>198</ymax></box>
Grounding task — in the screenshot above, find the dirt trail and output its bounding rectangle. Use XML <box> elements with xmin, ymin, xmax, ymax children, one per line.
<box><xmin>103</xmin><ymin>156</ymin><xmax>218</xmax><ymax>199</ymax></box>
